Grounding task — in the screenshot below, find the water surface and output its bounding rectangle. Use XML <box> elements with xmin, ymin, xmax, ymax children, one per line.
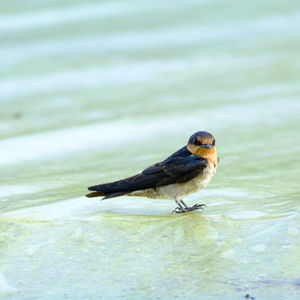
<box><xmin>0</xmin><ymin>0</ymin><xmax>300</xmax><ymax>299</ymax></box>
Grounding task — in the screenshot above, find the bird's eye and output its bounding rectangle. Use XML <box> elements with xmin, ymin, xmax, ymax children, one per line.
<box><xmin>212</xmin><ymin>140</ymin><xmax>215</xmax><ymax>145</ymax></box>
<box><xmin>194</xmin><ymin>138</ymin><xmax>202</xmax><ymax>145</ymax></box>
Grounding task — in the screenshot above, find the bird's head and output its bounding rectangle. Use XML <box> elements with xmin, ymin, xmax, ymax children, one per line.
<box><xmin>187</xmin><ymin>131</ymin><xmax>216</xmax><ymax>157</ymax></box>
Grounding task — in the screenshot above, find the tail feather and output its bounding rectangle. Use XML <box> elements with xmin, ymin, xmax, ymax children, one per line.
<box><xmin>102</xmin><ymin>191</ymin><xmax>130</xmax><ymax>200</ymax></box>
<box><xmin>86</xmin><ymin>172</ymin><xmax>160</xmax><ymax>199</ymax></box>
<box><xmin>85</xmin><ymin>191</ymin><xmax>105</xmax><ymax>198</ymax></box>
<box><xmin>86</xmin><ymin>181</ymin><xmax>134</xmax><ymax>199</ymax></box>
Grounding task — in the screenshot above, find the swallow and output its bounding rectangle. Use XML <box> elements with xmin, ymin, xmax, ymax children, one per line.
<box><xmin>86</xmin><ymin>131</ymin><xmax>218</xmax><ymax>213</ymax></box>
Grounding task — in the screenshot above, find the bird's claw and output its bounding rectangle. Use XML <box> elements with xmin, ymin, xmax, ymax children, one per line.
<box><xmin>192</xmin><ymin>203</ymin><xmax>206</xmax><ymax>210</ymax></box>
<box><xmin>172</xmin><ymin>207</ymin><xmax>182</xmax><ymax>213</ymax></box>
<box><xmin>172</xmin><ymin>203</ymin><xmax>206</xmax><ymax>213</ymax></box>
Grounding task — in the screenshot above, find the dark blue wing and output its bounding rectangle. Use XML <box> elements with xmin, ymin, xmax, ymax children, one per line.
<box><xmin>87</xmin><ymin>146</ymin><xmax>208</xmax><ymax>198</ymax></box>
<box><xmin>142</xmin><ymin>146</ymin><xmax>208</xmax><ymax>184</ymax></box>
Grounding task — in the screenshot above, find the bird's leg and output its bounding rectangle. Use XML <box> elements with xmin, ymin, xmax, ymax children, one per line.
<box><xmin>181</xmin><ymin>200</ymin><xmax>206</xmax><ymax>211</ymax></box>
<box><xmin>180</xmin><ymin>200</ymin><xmax>189</xmax><ymax>209</ymax></box>
<box><xmin>172</xmin><ymin>197</ymin><xmax>206</xmax><ymax>213</ymax></box>
<box><xmin>172</xmin><ymin>196</ymin><xmax>185</xmax><ymax>213</ymax></box>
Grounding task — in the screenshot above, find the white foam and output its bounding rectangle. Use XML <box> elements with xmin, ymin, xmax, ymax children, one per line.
<box><xmin>1</xmin><ymin>12</ymin><xmax>299</xmax><ymax>70</ymax></box>
<box><xmin>226</xmin><ymin>210</ymin><xmax>267</xmax><ymax>219</ymax></box>
<box><xmin>25</xmin><ymin>242</ymin><xmax>48</xmax><ymax>257</ymax></box>
<box><xmin>200</xmin><ymin>188</ymin><xmax>249</xmax><ymax>198</ymax></box>
<box><xmin>0</xmin><ymin>98</ymin><xmax>298</xmax><ymax>167</ymax></box>
<box><xmin>0</xmin><ymin>186</ymin><xmax>38</xmax><ymax>198</ymax></box>
<box><xmin>0</xmin><ymin>2</ymin><xmax>134</xmax><ymax>32</ymax></box>
<box><xmin>2</xmin><ymin>196</ymin><xmax>169</xmax><ymax>220</ymax></box>
<box><xmin>0</xmin><ymin>120</ymin><xmax>156</xmax><ymax>165</ymax></box>
<box><xmin>0</xmin><ymin>273</ymin><xmax>18</xmax><ymax>293</ymax></box>
<box><xmin>0</xmin><ymin>0</ymin><xmax>217</xmax><ymax>33</ymax></box>
<box><xmin>0</xmin><ymin>60</ymin><xmax>187</xmax><ymax>100</ymax></box>
<box><xmin>251</xmin><ymin>244</ymin><xmax>266</xmax><ymax>253</ymax></box>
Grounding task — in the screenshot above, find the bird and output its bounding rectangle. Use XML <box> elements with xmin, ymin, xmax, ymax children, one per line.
<box><xmin>86</xmin><ymin>131</ymin><xmax>218</xmax><ymax>213</ymax></box>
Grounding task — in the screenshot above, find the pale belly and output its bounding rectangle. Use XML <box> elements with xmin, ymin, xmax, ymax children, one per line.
<box><xmin>129</xmin><ymin>164</ymin><xmax>217</xmax><ymax>200</ymax></box>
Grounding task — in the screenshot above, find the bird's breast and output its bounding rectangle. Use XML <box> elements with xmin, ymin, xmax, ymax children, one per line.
<box><xmin>155</xmin><ymin>162</ymin><xmax>217</xmax><ymax>199</ymax></box>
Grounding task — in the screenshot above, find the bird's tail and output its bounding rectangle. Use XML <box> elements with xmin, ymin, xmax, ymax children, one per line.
<box><xmin>86</xmin><ymin>172</ymin><xmax>157</xmax><ymax>200</ymax></box>
<box><xmin>85</xmin><ymin>191</ymin><xmax>105</xmax><ymax>198</ymax></box>
<box><xmin>85</xmin><ymin>179</ymin><xmax>134</xmax><ymax>200</ymax></box>
<box><xmin>85</xmin><ymin>190</ymin><xmax>129</xmax><ymax>199</ymax></box>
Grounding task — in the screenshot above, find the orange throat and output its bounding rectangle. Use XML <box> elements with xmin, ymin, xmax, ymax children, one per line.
<box><xmin>187</xmin><ymin>144</ymin><xmax>219</xmax><ymax>167</ymax></box>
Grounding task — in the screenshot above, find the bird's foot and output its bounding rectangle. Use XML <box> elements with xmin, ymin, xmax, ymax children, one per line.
<box><xmin>172</xmin><ymin>204</ymin><xmax>206</xmax><ymax>213</ymax></box>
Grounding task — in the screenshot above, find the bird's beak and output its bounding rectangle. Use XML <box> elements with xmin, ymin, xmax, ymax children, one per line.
<box><xmin>200</xmin><ymin>144</ymin><xmax>212</xmax><ymax>149</ymax></box>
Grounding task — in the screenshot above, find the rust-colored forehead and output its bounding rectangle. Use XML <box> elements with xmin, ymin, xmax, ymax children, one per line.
<box><xmin>188</xmin><ymin>131</ymin><xmax>215</xmax><ymax>145</ymax></box>
<box><xmin>196</xmin><ymin>135</ymin><xmax>214</xmax><ymax>143</ymax></box>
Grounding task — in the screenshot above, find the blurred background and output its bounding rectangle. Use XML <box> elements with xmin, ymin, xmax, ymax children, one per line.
<box><xmin>0</xmin><ymin>0</ymin><xmax>299</xmax><ymax>299</ymax></box>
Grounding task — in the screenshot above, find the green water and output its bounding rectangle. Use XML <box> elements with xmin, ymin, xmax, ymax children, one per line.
<box><xmin>1</xmin><ymin>0</ymin><xmax>300</xmax><ymax>299</ymax></box>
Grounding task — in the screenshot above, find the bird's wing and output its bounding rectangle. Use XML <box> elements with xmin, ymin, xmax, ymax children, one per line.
<box><xmin>87</xmin><ymin>147</ymin><xmax>208</xmax><ymax>199</ymax></box>
<box><xmin>142</xmin><ymin>153</ymin><xmax>208</xmax><ymax>185</ymax></box>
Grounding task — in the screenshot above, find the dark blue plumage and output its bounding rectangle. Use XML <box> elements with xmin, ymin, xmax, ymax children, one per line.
<box><xmin>87</xmin><ymin>145</ymin><xmax>208</xmax><ymax>199</ymax></box>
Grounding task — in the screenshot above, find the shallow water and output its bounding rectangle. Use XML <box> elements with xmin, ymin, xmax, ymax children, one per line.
<box><xmin>1</xmin><ymin>0</ymin><xmax>300</xmax><ymax>299</ymax></box>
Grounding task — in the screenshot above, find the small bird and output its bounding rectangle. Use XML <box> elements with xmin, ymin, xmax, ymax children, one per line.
<box><xmin>86</xmin><ymin>131</ymin><xmax>218</xmax><ymax>213</ymax></box>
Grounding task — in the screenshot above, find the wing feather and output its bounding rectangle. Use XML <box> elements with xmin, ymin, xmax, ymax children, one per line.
<box><xmin>87</xmin><ymin>146</ymin><xmax>208</xmax><ymax>198</ymax></box>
